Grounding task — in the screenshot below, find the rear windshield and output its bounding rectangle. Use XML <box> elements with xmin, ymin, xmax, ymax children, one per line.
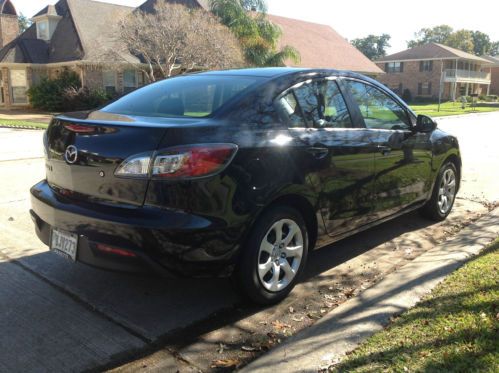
<box><xmin>101</xmin><ymin>75</ymin><xmax>262</xmax><ymax>118</ymax></box>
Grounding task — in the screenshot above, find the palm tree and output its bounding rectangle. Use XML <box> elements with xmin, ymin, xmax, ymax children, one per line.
<box><xmin>209</xmin><ymin>0</ymin><xmax>300</xmax><ymax>67</ymax></box>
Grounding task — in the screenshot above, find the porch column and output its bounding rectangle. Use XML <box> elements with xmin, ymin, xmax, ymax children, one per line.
<box><xmin>1</xmin><ymin>67</ymin><xmax>11</xmax><ymax>109</ymax></box>
<box><xmin>466</xmin><ymin>83</ymin><xmax>469</xmax><ymax>96</ymax></box>
<box><xmin>452</xmin><ymin>82</ymin><xmax>457</xmax><ymax>101</ymax></box>
<box><xmin>487</xmin><ymin>84</ymin><xmax>491</xmax><ymax>95</ymax></box>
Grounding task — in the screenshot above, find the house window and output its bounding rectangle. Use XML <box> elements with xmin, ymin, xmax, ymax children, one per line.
<box><xmin>385</xmin><ymin>62</ymin><xmax>403</xmax><ymax>73</ymax></box>
<box><xmin>103</xmin><ymin>71</ymin><xmax>117</xmax><ymax>95</ymax></box>
<box><xmin>420</xmin><ymin>60</ymin><xmax>433</xmax><ymax>72</ymax></box>
<box><xmin>418</xmin><ymin>82</ymin><xmax>432</xmax><ymax>95</ymax></box>
<box><xmin>123</xmin><ymin>70</ymin><xmax>137</xmax><ymax>94</ymax></box>
<box><xmin>10</xmin><ymin>69</ymin><xmax>28</xmax><ymax>104</ymax></box>
<box><xmin>36</xmin><ymin>20</ymin><xmax>49</xmax><ymax>40</ymax></box>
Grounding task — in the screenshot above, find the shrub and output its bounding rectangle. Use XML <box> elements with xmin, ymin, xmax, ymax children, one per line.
<box><xmin>28</xmin><ymin>69</ymin><xmax>110</xmax><ymax>112</ymax></box>
<box><xmin>62</xmin><ymin>87</ymin><xmax>110</xmax><ymax>111</ymax></box>
<box><xmin>28</xmin><ymin>70</ymin><xmax>81</xmax><ymax>111</ymax></box>
<box><xmin>401</xmin><ymin>89</ymin><xmax>412</xmax><ymax>103</ymax></box>
<box><xmin>479</xmin><ymin>95</ymin><xmax>498</xmax><ymax>102</ymax></box>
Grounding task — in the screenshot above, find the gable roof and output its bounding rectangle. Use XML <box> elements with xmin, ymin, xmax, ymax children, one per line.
<box><xmin>0</xmin><ymin>0</ymin><xmax>137</xmax><ymax>65</ymax></box>
<box><xmin>377</xmin><ymin>42</ymin><xmax>491</xmax><ymax>64</ymax></box>
<box><xmin>33</xmin><ymin>5</ymin><xmax>61</xmax><ymax>18</ymax></box>
<box><xmin>0</xmin><ymin>0</ymin><xmax>381</xmax><ymax>74</ymax></box>
<box><xmin>138</xmin><ymin>0</ymin><xmax>209</xmax><ymax>12</ymax></box>
<box><xmin>481</xmin><ymin>55</ymin><xmax>499</xmax><ymax>67</ymax></box>
<box><xmin>267</xmin><ymin>14</ymin><xmax>382</xmax><ymax>75</ymax></box>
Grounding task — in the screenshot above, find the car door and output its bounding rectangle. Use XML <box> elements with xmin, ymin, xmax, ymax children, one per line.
<box><xmin>275</xmin><ymin>77</ymin><xmax>377</xmax><ymax>236</ymax></box>
<box><xmin>342</xmin><ymin>79</ymin><xmax>433</xmax><ymax>219</ymax></box>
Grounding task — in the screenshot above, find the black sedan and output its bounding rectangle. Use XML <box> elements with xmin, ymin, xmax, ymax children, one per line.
<box><xmin>30</xmin><ymin>68</ymin><xmax>461</xmax><ymax>304</ymax></box>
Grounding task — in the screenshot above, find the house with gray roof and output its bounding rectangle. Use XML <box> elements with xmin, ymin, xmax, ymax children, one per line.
<box><xmin>0</xmin><ymin>0</ymin><xmax>382</xmax><ymax>109</ymax></box>
<box><xmin>375</xmin><ymin>43</ymin><xmax>493</xmax><ymax>101</ymax></box>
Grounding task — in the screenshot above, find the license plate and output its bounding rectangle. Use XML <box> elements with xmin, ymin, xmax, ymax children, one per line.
<box><xmin>50</xmin><ymin>228</ymin><xmax>78</xmax><ymax>261</ymax></box>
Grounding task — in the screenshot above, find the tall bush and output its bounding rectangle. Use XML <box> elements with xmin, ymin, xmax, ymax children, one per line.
<box><xmin>28</xmin><ymin>70</ymin><xmax>81</xmax><ymax>111</ymax></box>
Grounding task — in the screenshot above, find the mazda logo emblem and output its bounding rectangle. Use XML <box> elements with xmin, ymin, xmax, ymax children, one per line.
<box><xmin>65</xmin><ymin>145</ymin><xmax>78</xmax><ymax>164</ymax></box>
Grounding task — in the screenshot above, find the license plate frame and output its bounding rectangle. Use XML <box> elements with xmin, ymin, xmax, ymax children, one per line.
<box><xmin>50</xmin><ymin>228</ymin><xmax>78</xmax><ymax>262</ymax></box>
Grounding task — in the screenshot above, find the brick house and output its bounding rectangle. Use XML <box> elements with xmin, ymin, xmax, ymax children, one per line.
<box><xmin>0</xmin><ymin>0</ymin><xmax>382</xmax><ymax>109</ymax></box>
<box><xmin>375</xmin><ymin>43</ymin><xmax>492</xmax><ymax>101</ymax></box>
<box><xmin>481</xmin><ymin>55</ymin><xmax>499</xmax><ymax>95</ymax></box>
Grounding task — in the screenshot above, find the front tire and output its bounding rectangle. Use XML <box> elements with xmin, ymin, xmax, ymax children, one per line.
<box><xmin>235</xmin><ymin>206</ymin><xmax>308</xmax><ymax>305</ymax></box>
<box><xmin>420</xmin><ymin>162</ymin><xmax>458</xmax><ymax>221</ymax></box>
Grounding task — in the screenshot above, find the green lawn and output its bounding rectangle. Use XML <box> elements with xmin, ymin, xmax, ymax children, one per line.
<box><xmin>0</xmin><ymin>119</ymin><xmax>48</xmax><ymax>129</ymax></box>
<box><xmin>332</xmin><ymin>239</ymin><xmax>499</xmax><ymax>373</ymax></box>
<box><xmin>411</xmin><ymin>102</ymin><xmax>499</xmax><ymax>117</ymax></box>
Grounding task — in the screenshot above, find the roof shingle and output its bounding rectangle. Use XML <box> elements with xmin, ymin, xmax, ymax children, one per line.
<box><xmin>267</xmin><ymin>14</ymin><xmax>382</xmax><ymax>75</ymax></box>
<box><xmin>377</xmin><ymin>43</ymin><xmax>490</xmax><ymax>63</ymax></box>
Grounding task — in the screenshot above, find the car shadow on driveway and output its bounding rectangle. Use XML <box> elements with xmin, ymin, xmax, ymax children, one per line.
<box><xmin>8</xmin><ymin>210</ymin><xmax>437</xmax><ymax>370</ymax></box>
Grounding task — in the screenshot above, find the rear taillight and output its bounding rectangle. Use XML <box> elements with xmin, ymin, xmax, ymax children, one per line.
<box><xmin>114</xmin><ymin>144</ymin><xmax>237</xmax><ymax>179</ymax></box>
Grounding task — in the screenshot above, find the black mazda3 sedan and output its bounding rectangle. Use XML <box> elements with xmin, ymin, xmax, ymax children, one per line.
<box><xmin>30</xmin><ymin>68</ymin><xmax>461</xmax><ymax>304</ymax></box>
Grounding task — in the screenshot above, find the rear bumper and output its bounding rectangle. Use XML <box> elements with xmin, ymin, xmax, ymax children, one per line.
<box><xmin>30</xmin><ymin>180</ymin><xmax>244</xmax><ymax>277</ymax></box>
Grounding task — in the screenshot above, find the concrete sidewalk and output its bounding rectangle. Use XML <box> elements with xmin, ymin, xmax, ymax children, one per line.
<box><xmin>242</xmin><ymin>208</ymin><xmax>499</xmax><ymax>373</ymax></box>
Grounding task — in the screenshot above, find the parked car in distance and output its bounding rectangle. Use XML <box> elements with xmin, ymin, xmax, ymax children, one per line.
<box><xmin>30</xmin><ymin>68</ymin><xmax>461</xmax><ymax>304</ymax></box>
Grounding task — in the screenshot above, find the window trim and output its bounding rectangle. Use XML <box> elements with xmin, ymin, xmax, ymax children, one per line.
<box><xmin>341</xmin><ymin>77</ymin><xmax>415</xmax><ymax>131</ymax></box>
<box><xmin>274</xmin><ymin>76</ymin><xmax>356</xmax><ymax>130</ymax></box>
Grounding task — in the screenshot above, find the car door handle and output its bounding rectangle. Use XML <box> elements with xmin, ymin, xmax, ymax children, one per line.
<box><xmin>377</xmin><ymin>145</ymin><xmax>391</xmax><ymax>156</ymax></box>
<box><xmin>307</xmin><ymin>147</ymin><xmax>329</xmax><ymax>159</ymax></box>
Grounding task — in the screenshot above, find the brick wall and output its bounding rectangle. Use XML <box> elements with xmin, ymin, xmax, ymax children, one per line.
<box><xmin>489</xmin><ymin>67</ymin><xmax>499</xmax><ymax>95</ymax></box>
<box><xmin>376</xmin><ymin>60</ymin><xmax>445</xmax><ymax>100</ymax></box>
<box><xmin>0</xmin><ymin>14</ymin><xmax>19</xmax><ymax>49</ymax></box>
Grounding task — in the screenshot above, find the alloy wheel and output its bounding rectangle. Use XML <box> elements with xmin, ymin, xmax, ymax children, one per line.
<box><xmin>438</xmin><ymin>168</ymin><xmax>456</xmax><ymax>215</ymax></box>
<box><xmin>257</xmin><ymin>219</ymin><xmax>304</xmax><ymax>292</ymax></box>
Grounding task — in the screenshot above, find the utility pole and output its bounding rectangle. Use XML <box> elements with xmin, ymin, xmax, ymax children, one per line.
<box><xmin>438</xmin><ymin>59</ymin><xmax>443</xmax><ymax>112</ymax></box>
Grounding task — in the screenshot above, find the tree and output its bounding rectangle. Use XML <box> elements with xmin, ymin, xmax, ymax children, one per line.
<box><xmin>490</xmin><ymin>42</ymin><xmax>499</xmax><ymax>56</ymax></box>
<box><xmin>240</xmin><ymin>0</ymin><xmax>266</xmax><ymax>11</ymax></box>
<box><xmin>471</xmin><ymin>31</ymin><xmax>492</xmax><ymax>55</ymax></box>
<box><xmin>351</xmin><ymin>34</ymin><xmax>391</xmax><ymax>60</ymax></box>
<box><xmin>18</xmin><ymin>13</ymin><xmax>31</xmax><ymax>34</ymax></box>
<box><xmin>209</xmin><ymin>0</ymin><xmax>300</xmax><ymax>67</ymax></box>
<box><xmin>407</xmin><ymin>25</ymin><xmax>499</xmax><ymax>56</ymax></box>
<box><xmin>118</xmin><ymin>3</ymin><xmax>244</xmax><ymax>81</ymax></box>
<box><xmin>445</xmin><ymin>29</ymin><xmax>474</xmax><ymax>53</ymax></box>
<box><xmin>407</xmin><ymin>25</ymin><xmax>453</xmax><ymax>48</ymax></box>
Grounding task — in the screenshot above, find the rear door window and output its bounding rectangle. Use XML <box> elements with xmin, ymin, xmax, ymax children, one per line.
<box><xmin>102</xmin><ymin>75</ymin><xmax>262</xmax><ymax>118</ymax></box>
<box><xmin>277</xmin><ymin>79</ymin><xmax>352</xmax><ymax>128</ymax></box>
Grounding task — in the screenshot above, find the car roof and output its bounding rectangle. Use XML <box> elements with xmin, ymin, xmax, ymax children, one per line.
<box><xmin>197</xmin><ymin>67</ymin><xmax>311</xmax><ymax>78</ymax></box>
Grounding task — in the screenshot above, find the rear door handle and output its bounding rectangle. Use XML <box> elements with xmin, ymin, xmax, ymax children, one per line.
<box><xmin>307</xmin><ymin>147</ymin><xmax>329</xmax><ymax>159</ymax></box>
<box><xmin>377</xmin><ymin>145</ymin><xmax>391</xmax><ymax>156</ymax></box>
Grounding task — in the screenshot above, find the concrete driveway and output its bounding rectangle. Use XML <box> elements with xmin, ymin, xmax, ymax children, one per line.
<box><xmin>0</xmin><ymin>113</ymin><xmax>497</xmax><ymax>372</ymax></box>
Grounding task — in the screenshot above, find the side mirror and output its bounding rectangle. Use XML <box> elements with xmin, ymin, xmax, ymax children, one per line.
<box><xmin>415</xmin><ymin>114</ymin><xmax>437</xmax><ymax>133</ymax></box>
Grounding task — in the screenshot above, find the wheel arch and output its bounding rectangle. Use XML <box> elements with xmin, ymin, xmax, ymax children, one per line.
<box><xmin>262</xmin><ymin>193</ymin><xmax>319</xmax><ymax>251</ymax></box>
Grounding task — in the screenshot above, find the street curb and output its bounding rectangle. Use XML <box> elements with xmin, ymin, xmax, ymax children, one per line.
<box><xmin>0</xmin><ymin>125</ymin><xmax>47</xmax><ymax>131</ymax></box>
<box><xmin>241</xmin><ymin>208</ymin><xmax>499</xmax><ymax>373</ymax></box>
<box><xmin>434</xmin><ymin>110</ymin><xmax>499</xmax><ymax>120</ymax></box>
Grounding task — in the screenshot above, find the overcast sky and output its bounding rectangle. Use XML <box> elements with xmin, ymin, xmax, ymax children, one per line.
<box><xmin>14</xmin><ymin>0</ymin><xmax>499</xmax><ymax>54</ymax></box>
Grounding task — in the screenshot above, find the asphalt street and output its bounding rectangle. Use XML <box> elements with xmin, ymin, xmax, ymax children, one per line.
<box><xmin>0</xmin><ymin>112</ymin><xmax>497</xmax><ymax>371</ymax></box>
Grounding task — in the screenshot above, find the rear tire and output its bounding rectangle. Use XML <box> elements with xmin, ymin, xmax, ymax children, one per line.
<box><xmin>420</xmin><ymin>162</ymin><xmax>458</xmax><ymax>221</ymax></box>
<box><xmin>235</xmin><ymin>206</ymin><xmax>308</xmax><ymax>305</ymax></box>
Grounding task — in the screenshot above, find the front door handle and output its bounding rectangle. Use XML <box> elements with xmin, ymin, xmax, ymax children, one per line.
<box><xmin>307</xmin><ymin>147</ymin><xmax>329</xmax><ymax>159</ymax></box>
<box><xmin>377</xmin><ymin>145</ymin><xmax>391</xmax><ymax>156</ymax></box>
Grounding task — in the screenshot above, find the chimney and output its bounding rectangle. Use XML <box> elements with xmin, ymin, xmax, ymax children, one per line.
<box><xmin>0</xmin><ymin>0</ymin><xmax>19</xmax><ymax>48</ymax></box>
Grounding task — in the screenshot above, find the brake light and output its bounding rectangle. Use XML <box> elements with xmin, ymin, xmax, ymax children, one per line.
<box><xmin>114</xmin><ymin>144</ymin><xmax>237</xmax><ymax>179</ymax></box>
<box><xmin>95</xmin><ymin>243</ymin><xmax>137</xmax><ymax>257</ymax></box>
<box><xmin>64</xmin><ymin>123</ymin><xmax>96</xmax><ymax>133</ymax></box>
<box><xmin>152</xmin><ymin>144</ymin><xmax>238</xmax><ymax>178</ymax></box>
